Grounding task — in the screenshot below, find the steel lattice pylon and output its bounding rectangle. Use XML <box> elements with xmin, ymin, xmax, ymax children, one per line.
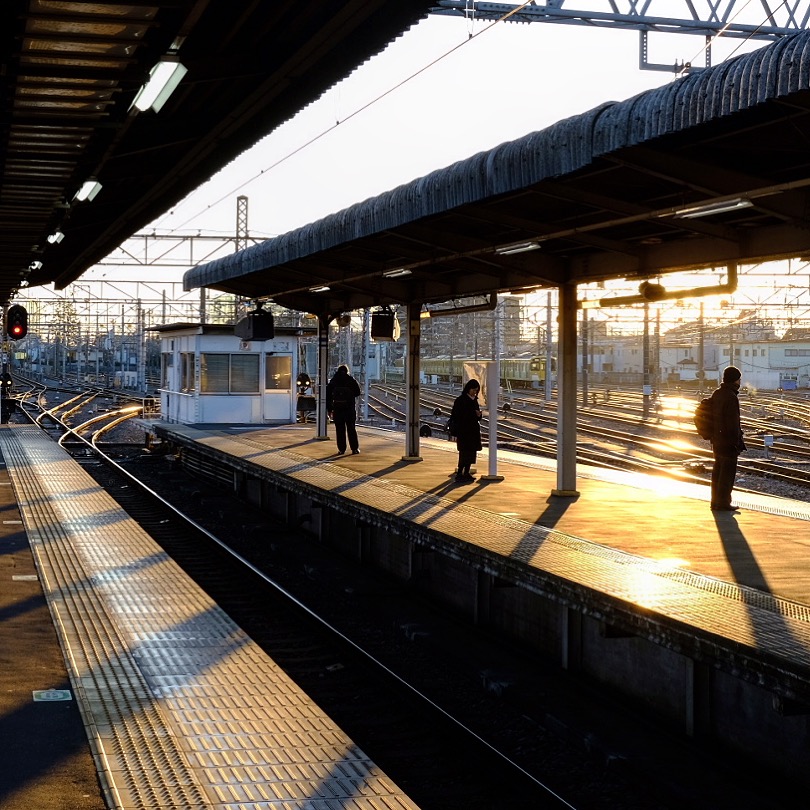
<box><xmin>430</xmin><ymin>1</ymin><xmax>810</xmax><ymax>71</ymax></box>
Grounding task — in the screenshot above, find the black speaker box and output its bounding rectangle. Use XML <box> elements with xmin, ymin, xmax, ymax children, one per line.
<box><xmin>371</xmin><ymin>310</ymin><xmax>395</xmax><ymax>340</ymax></box>
<box><xmin>235</xmin><ymin>310</ymin><xmax>274</xmax><ymax>340</ymax></box>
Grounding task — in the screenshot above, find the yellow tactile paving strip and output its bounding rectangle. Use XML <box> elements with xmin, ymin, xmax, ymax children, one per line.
<box><xmin>0</xmin><ymin>425</ymin><xmax>418</xmax><ymax>810</ymax></box>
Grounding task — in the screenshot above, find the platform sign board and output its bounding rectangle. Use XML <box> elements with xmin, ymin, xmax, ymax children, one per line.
<box><xmin>33</xmin><ymin>689</ymin><xmax>72</xmax><ymax>702</ymax></box>
<box><xmin>462</xmin><ymin>361</ymin><xmax>488</xmax><ymax>409</ymax></box>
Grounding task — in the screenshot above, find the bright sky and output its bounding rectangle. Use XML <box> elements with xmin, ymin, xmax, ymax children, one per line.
<box><xmin>43</xmin><ymin>6</ymin><xmax>804</xmax><ymax>332</ymax></box>
<box><xmin>147</xmin><ymin>12</ymin><xmax>763</xmax><ymax>241</ymax></box>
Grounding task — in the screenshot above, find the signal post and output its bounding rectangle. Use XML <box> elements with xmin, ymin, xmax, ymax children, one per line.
<box><xmin>2</xmin><ymin>303</ymin><xmax>27</xmax><ymax>423</ymax></box>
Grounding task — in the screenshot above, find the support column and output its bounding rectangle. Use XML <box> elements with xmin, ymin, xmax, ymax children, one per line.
<box><xmin>316</xmin><ymin>314</ymin><xmax>330</xmax><ymax>439</ymax></box>
<box><xmin>403</xmin><ymin>301</ymin><xmax>422</xmax><ymax>461</ymax></box>
<box><xmin>553</xmin><ymin>281</ymin><xmax>579</xmax><ymax>496</ymax></box>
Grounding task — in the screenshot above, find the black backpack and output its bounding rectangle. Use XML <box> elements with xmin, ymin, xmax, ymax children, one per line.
<box><xmin>694</xmin><ymin>396</ymin><xmax>713</xmax><ymax>440</ymax></box>
<box><xmin>332</xmin><ymin>384</ymin><xmax>353</xmax><ymax>407</ymax></box>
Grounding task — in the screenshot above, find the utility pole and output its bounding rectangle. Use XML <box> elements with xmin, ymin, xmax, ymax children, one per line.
<box><xmin>545</xmin><ymin>291</ymin><xmax>553</xmax><ymax>402</ymax></box>
<box><xmin>654</xmin><ymin>308</ymin><xmax>660</xmax><ymax>392</ymax></box>
<box><xmin>642</xmin><ymin>301</ymin><xmax>650</xmax><ymax>419</ymax></box>
<box><xmin>235</xmin><ymin>195</ymin><xmax>248</xmax><ymax>321</ymax></box>
<box><xmin>581</xmin><ymin>305</ymin><xmax>589</xmax><ymax>406</ymax></box>
<box><xmin>698</xmin><ymin>301</ymin><xmax>705</xmax><ymax>392</ymax></box>
<box><xmin>0</xmin><ymin>303</ymin><xmax>11</xmax><ymax>423</ymax></box>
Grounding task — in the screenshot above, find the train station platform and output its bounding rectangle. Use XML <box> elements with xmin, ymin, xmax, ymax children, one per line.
<box><xmin>0</xmin><ymin>425</ymin><xmax>418</xmax><ymax>810</ymax></box>
<box><xmin>152</xmin><ymin>421</ymin><xmax>810</xmax><ymax>786</ymax></box>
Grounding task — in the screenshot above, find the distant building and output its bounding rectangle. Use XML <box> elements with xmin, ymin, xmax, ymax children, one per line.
<box><xmin>585</xmin><ymin>315</ymin><xmax>810</xmax><ymax>390</ymax></box>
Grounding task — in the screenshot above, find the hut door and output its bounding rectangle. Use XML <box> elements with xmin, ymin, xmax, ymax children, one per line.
<box><xmin>263</xmin><ymin>354</ymin><xmax>293</xmax><ymax>421</ymax></box>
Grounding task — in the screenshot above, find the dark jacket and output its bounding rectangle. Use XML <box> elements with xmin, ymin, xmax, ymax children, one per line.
<box><xmin>451</xmin><ymin>391</ymin><xmax>482</xmax><ymax>452</ymax></box>
<box><xmin>326</xmin><ymin>369</ymin><xmax>360</xmax><ymax>412</ymax></box>
<box><xmin>710</xmin><ymin>381</ymin><xmax>746</xmax><ymax>456</ymax></box>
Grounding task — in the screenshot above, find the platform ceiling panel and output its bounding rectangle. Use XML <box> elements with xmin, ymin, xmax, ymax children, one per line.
<box><xmin>184</xmin><ymin>32</ymin><xmax>810</xmax><ymax>317</ymax></box>
<box><xmin>0</xmin><ymin>0</ymin><xmax>433</xmax><ymax>303</ymax></box>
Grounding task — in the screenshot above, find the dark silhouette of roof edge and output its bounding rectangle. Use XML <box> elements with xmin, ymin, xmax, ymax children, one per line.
<box><xmin>185</xmin><ymin>31</ymin><xmax>810</xmax><ymax>293</ymax></box>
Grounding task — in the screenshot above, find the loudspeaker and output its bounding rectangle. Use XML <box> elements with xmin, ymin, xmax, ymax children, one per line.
<box><xmin>235</xmin><ymin>309</ymin><xmax>274</xmax><ymax>340</ymax></box>
<box><xmin>371</xmin><ymin>309</ymin><xmax>395</xmax><ymax>341</ymax></box>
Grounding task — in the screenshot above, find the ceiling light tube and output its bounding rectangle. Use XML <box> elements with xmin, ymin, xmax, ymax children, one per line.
<box><xmin>73</xmin><ymin>179</ymin><xmax>102</xmax><ymax>202</ymax></box>
<box><xmin>672</xmin><ymin>198</ymin><xmax>752</xmax><ymax>219</ymax></box>
<box><xmin>132</xmin><ymin>58</ymin><xmax>188</xmax><ymax>113</ymax></box>
<box><xmin>383</xmin><ymin>268</ymin><xmax>412</xmax><ymax>278</ymax></box>
<box><xmin>47</xmin><ymin>230</ymin><xmax>65</xmax><ymax>244</ymax></box>
<box><xmin>309</xmin><ymin>285</ymin><xmax>330</xmax><ymax>293</ymax></box>
<box><xmin>495</xmin><ymin>241</ymin><xmax>540</xmax><ymax>255</ymax></box>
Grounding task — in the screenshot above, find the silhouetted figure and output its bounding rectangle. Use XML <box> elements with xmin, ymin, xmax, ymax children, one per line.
<box><xmin>326</xmin><ymin>364</ymin><xmax>361</xmax><ymax>455</ymax></box>
<box><xmin>710</xmin><ymin>366</ymin><xmax>746</xmax><ymax>511</ymax></box>
<box><xmin>450</xmin><ymin>378</ymin><xmax>482</xmax><ymax>483</ymax></box>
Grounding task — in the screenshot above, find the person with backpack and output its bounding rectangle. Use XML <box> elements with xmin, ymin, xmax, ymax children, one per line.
<box><xmin>709</xmin><ymin>365</ymin><xmax>747</xmax><ymax>511</ymax></box>
<box><xmin>326</xmin><ymin>364</ymin><xmax>361</xmax><ymax>455</ymax></box>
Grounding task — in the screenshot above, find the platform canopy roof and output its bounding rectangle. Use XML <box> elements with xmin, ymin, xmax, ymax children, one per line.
<box><xmin>0</xmin><ymin>0</ymin><xmax>433</xmax><ymax>304</ymax></box>
<box><xmin>186</xmin><ymin>32</ymin><xmax>810</xmax><ymax>317</ymax></box>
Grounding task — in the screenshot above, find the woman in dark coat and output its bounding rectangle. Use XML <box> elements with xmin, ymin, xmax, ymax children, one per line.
<box><xmin>450</xmin><ymin>378</ymin><xmax>482</xmax><ymax>483</ymax></box>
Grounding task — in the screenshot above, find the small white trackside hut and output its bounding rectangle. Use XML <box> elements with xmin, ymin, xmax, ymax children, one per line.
<box><xmin>153</xmin><ymin>322</ymin><xmax>316</xmax><ymax>425</ymax></box>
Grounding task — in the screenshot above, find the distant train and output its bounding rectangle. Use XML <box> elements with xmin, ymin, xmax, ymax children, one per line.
<box><xmin>418</xmin><ymin>355</ymin><xmax>556</xmax><ymax>389</ymax></box>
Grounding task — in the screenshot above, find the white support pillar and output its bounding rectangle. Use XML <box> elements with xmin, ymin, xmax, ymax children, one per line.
<box><xmin>404</xmin><ymin>301</ymin><xmax>422</xmax><ymax>461</ymax></box>
<box><xmin>316</xmin><ymin>314</ymin><xmax>330</xmax><ymax>440</ymax></box>
<box><xmin>481</xmin><ymin>299</ymin><xmax>503</xmax><ymax>481</ymax></box>
<box><xmin>481</xmin><ymin>359</ymin><xmax>503</xmax><ymax>481</ymax></box>
<box><xmin>553</xmin><ymin>282</ymin><xmax>579</xmax><ymax>496</ymax></box>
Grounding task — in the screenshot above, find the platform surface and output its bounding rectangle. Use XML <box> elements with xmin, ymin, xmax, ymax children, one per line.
<box><xmin>152</xmin><ymin>421</ymin><xmax>810</xmax><ymax>686</ymax></box>
<box><xmin>0</xmin><ymin>424</ymin><xmax>418</xmax><ymax>810</ymax></box>
<box><xmin>160</xmin><ymin>422</ymin><xmax>810</xmax><ymax>605</ymax></box>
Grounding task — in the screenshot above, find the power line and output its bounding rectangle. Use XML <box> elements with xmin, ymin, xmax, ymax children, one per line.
<box><xmin>155</xmin><ymin>3</ymin><xmax>536</xmax><ymax>234</ymax></box>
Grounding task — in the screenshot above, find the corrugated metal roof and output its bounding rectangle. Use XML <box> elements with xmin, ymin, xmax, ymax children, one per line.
<box><xmin>186</xmin><ymin>31</ymin><xmax>810</xmax><ymax>303</ymax></box>
<box><xmin>0</xmin><ymin>0</ymin><xmax>433</xmax><ymax>302</ymax></box>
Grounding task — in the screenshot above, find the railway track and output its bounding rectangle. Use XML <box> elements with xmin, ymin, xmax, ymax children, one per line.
<box><xmin>371</xmin><ymin>384</ymin><xmax>810</xmax><ymax>498</ymax></box>
<box><xmin>7</xmin><ymin>390</ymin><xmax>609</xmax><ymax>809</ymax></box>
<box><xmin>6</xmin><ymin>380</ymin><xmax>801</xmax><ymax>809</ymax></box>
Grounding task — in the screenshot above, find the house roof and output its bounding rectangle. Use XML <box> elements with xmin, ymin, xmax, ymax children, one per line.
<box><xmin>150</xmin><ymin>322</ymin><xmax>315</xmax><ymax>336</ymax></box>
<box><xmin>185</xmin><ymin>31</ymin><xmax>810</xmax><ymax>317</ymax></box>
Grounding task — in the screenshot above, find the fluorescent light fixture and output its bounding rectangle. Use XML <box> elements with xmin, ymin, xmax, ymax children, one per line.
<box><xmin>73</xmin><ymin>179</ymin><xmax>102</xmax><ymax>202</ymax></box>
<box><xmin>47</xmin><ymin>230</ymin><xmax>65</xmax><ymax>244</ymax></box>
<box><xmin>383</xmin><ymin>268</ymin><xmax>412</xmax><ymax>278</ymax></box>
<box><xmin>29</xmin><ymin>260</ymin><xmax>43</xmax><ymax>270</ymax></box>
<box><xmin>132</xmin><ymin>58</ymin><xmax>188</xmax><ymax>113</ymax></box>
<box><xmin>495</xmin><ymin>241</ymin><xmax>540</xmax><ymax>256</ymax></box>
<box><xmin>672</xmin><ymin>198</ymin><xmax>752</xmax><ymax>219</ymax></box>
<box><xmin>309</xmin><ymin>285</ymin><xmax>330</xmax><ymax>293</ymax></box>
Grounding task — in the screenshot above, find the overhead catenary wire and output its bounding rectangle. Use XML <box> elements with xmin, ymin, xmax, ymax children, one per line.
<box><xmin>676</xmin><ymin>0</ymin><xmax>786</xmax><ymax>74</ymax></box>
<box><xmin>156</xmin><ymin>2</ymin><xmax>537</xmax><ymax>236</ymax></box>
<box><xmin>119</xmin><ymin>1</ymin><xmax>797</xmax><ymax>261</ymax></box>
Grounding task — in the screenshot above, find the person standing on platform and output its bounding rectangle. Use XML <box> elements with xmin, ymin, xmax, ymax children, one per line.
<box><xmin>710</xmin><ymin>365</ymin><xmax>747</xmax><ymax>511</ymax></box>
<box><xmin>450</xmin><ymin>378</ymin><xmax>482</xmax><ymax>483</ymax></box>
<box><xmin>326</xmin><ymin>364</ymin><xmax>361</xmax><ymax>455</ymax></box>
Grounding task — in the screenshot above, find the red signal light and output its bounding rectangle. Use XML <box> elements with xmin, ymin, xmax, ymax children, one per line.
<box><xmin>6</xmin><ymin>305</ymin><xmax>27</xmax><ymax>340</ymax></box>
